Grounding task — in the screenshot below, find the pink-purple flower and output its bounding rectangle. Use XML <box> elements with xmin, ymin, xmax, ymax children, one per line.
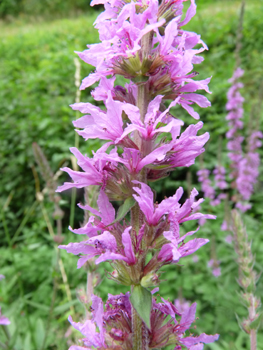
<box><xmin>68</xmin><ymin>292</ymin><xmax>218</xmax><ymax>350</ymax></box>
<box><xmin>58</xmin><ymin>0</ymin><xmax>219</xmax><ymax>348</ymax></box>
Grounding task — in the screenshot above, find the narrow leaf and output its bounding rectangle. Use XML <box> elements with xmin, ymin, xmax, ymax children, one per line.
<box><xmin>24</xmin><ymin>333</ymin><xmax>31</xmax><ymax>350</ymax></box>
<box><xmin>53</xmin><ymin>300</ymin><xmax>78</xmax><ymax>315</ymax></box>
<box><xmin>111</xmin><ymin>197</ymin><xmax>136</xmax><ymax>224</ymax></box>
<box><xmin>34</xmin><ymin>318</ymin><xmax>45</xmax><ymax>348</ymax></box>
<box><xmin>130</xmin><ymin>285</ymin><xmax>152</xmax><ymax>329</ymax></box>
<box><xmin>250</xmin><ymin>313</ymin><xmax>263</xmax><ymax>330</ymax></box>
<box><xmin>24</xmin><ymin>300</ymin><xmax>49</xmax><ymax>312</ymax></box>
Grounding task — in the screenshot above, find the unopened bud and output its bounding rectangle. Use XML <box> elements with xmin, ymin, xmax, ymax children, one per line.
<box><xmin>107</xmin><ymin>263</ymin><xmax>132</xmax><ymax>286</ymax></box>
<box><xmin>141</xmin><ymin>273</ymin><xmax>159</xmax><ymax>288</ymax></box>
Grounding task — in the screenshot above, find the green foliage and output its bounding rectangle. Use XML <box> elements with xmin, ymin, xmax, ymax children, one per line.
<box><xmin>111</xmin><ymin>197</ymin><xmax>136</xmax><ymax>224</ymax></box>
<box><xmin>130</xmin><ymin>285</ymin><xmax>152</xmax><ymax>329</ymax></box>
<box><xmin>0</xmin><ymin>1</ymin><xmax>263</xmax><ymax>349</ymax></box>
<box><xmin>0</xmin><ymin>0</ymin><xmax>94</xmax><ymax>19</ymax></box>
<box><xmin>0</xmin><ymin>14</ymin><xmax>100</xmax><ymax>237</ymax></box>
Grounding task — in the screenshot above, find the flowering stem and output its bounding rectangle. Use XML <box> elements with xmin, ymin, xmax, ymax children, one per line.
<box><xmin>137</xmin><ymin>84</ymin><xmax>149</xmax><ymax>122</ymax></box>
<box><xmin>131</xmin><ymin>69</ymin><xmax>151</xmax><ymax>350</ymax></box>
<box><xmin>131</xmin><ymin>204</ymin><xmax>141</xmax><ymax>234</ymax></box>
<box><xmin>250</xmin><ymin>329</ymin><xmax>257</xmax><ymax>350</ymax></box>
<box><xmin>58</xmin><ymin>1</ymin><xmax>221</xmax><ymax>348</ymax></box>
<box><xmin>132</xmin><ymin>302</ymin><xmax>143</xmax><ymax>350</ymax></box>
<box><xmin>249</xmin><ymin>299</ymin><xmax>257</xmax><ymax>350</ymax></box>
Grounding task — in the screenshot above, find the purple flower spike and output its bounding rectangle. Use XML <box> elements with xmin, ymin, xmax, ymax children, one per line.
<box><xmin>236</xmin><ymin>131</ymin><xmax>263</xmax><ymax>209</ymax></box>
<box><xmin>197</xmin><ymin>169</ymin><xmax>215</xmax><ymax>200</ymax></box>
<box><xmin>226</xmin><ymin>68</ymin><xmax>244</xmax><ymax>186</ymax></box>
<box><xmin>213</xmin><ymin>166</ymin><xmax>227</xmax><ymax>190</ymax></box>
<box><xmin>60</xmin><ymin>0</ymin><xmax>219</xmax><ymax>348</ymax></box>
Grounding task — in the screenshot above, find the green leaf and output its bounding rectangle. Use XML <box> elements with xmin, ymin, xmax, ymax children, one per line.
<box><xmin>209</xmin><ymin>343</ymin><xmax>225</xmax><ymax>350</ymax></box>
<box><xmin>24</xmin><ymin>300</ymin><xmax>49</xmax><ymax>312</ymax></box>
<box><xmin>250</xmin><ymin>313</ymin><xmax>263</xmax><ymax>330</ymax></box>
<box><xmin>24</xmin><ymin>332</ymin><xmax>31</xmax><ymax>350</ymax></box>
<box><xmin>34</xmin><ymin>318</ymin><xmax>45</xmax><ymax>348</ymax></box>
<box><xmin>130</xmin><ymin>285</ymin><xmax>152</xmax><ymax>329</ymax></box>
<box><xmin>110</xmin><ymin>197</ymin><xmax>136</xmax><ymax>224</ymax></box>
<box><xmin>53</xmin><ymin>299</ymin><xmax>78</xmax><ymax>315</ymax></box>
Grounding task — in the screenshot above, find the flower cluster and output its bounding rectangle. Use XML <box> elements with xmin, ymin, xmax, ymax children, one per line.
<box><xmin>68</xmin><ymin>292</ymin><xmax>218</xmax><ymax>350</ymax></box>
<box><xmin>226</xmin><ymin>68</ymin><xmax>262</xmax><ymax>212</ymax></box>
<box><xmin>197</xmin><ymin>68</ymin><xmax>261</xmax><ymax>214</ymax></box>
<box><xmin>58</xmin><ymin>0</ymin><xmax>219</xmax><ymax>348</ymax></box>
<box><xmin>226</xmin><ymin>67</ymin><xmax>244</xmax><ymax>185</ymax></box>
<box><xmin>79</xmin><ymin>0</ymin><xmax>211</xmax><ymax>119</ymax></box>
<box><xmin>213</xmin><ymin>166</ymin><xmax>227</xmax><ymax>191</ymax></box>
<box><xmin>235</xmin><ymin>131</ymin><xmax>263</xmax><ymax>212</ymax></box>
<box><xmin>196</xmin><ymin>168</ymin><xmax>226</xmax><ymax>210</ymax></box>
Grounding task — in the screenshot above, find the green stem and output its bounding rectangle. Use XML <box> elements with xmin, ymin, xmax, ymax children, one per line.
<box><xmin>137</xmin><ymin>84</ymin><xmax>149</xmax><ymax>123</ymax></box>
<box><xmin>70</xmin><ymin>187</ymin><xmax>77</xmax><ymax>228</ymax></box>
<box><xmin>131</xmin><ymin>204</ymin><xmax>140</xmax><ymax>234</ymax></box>
<box><xmin>1</xmin><ymin>326</ymin><xmax>10</xmax><ymax>342</ymax></box>
<box><xmin>131</xmin><ymin>39</ymin><xmax>152</xmax><ymax>347</ymax></box>
<box><xmin>10</xmin><ymin>201</ymin><xmax>38</xmax><ymax>245</ymax></box>
<box><xmin>132</xmin><ymin>304</ymin><xmax>143</xmax><ymax>350</ymax></box>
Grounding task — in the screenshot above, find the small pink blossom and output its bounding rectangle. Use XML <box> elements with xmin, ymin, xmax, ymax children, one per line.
<box><xmin>225</xmin><ymin>235</ymin><xmax>233</xmax><ymax>244</ymax></box>
<box><xmin>0</xmin><ymin>309</ymin><xmax>10</xmax><ymax>326</ymax></box>
<box><xmin>207</xmin><ymin>259</ymin><xmax>221</xmax><ymax>278</ymax></box>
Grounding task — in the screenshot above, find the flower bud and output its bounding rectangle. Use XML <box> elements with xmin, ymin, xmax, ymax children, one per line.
<box><xmin>141</xmin><ymin>272</ymin><xmax>160</xmax><ymax>288</ymax></box>
<box><xmin>107</xmin><ymin>263</ymin><xmax>133</xmax><ymax>286</ymax></box>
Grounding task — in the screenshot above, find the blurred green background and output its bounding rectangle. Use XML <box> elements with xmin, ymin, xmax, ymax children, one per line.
<box><xmin>0</xmin><ymin>0</ymin><xmax>263</xmax><ymax>349</ymax></box>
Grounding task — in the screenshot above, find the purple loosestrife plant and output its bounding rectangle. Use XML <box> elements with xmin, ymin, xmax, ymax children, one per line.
<box><xmin>197</xmin><ymin>68</ymin><xmax>262</xmax><ymax>216</ymax></box>
<box><xmin>226</xmin><ymin>68</ymin><xmax>262</xmax><ymax>212</ymax></box>
<box><xmin>235</xmin><ymin>130</ymin><xmax>263</xmax><ymax>212</ymax></box>
<box><xmin>57</xmin><ymin>0</ymin><xmax>219</xmax><ymax>348</ymax></box>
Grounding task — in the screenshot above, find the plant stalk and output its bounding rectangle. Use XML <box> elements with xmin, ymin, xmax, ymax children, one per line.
<box><xmin>131</xmin><ymin>34</ymin><xmax>153</xmax><ymax>347</ymax></box>
<box><xmin>250</xmin><ymin>329</ymin><xmax>257</xmax><ymax>350</ymax></box>
<box><xmin>132</xmin><ymin>303</ymin><xmax>143</xmax><ymax>350</ymax></box>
